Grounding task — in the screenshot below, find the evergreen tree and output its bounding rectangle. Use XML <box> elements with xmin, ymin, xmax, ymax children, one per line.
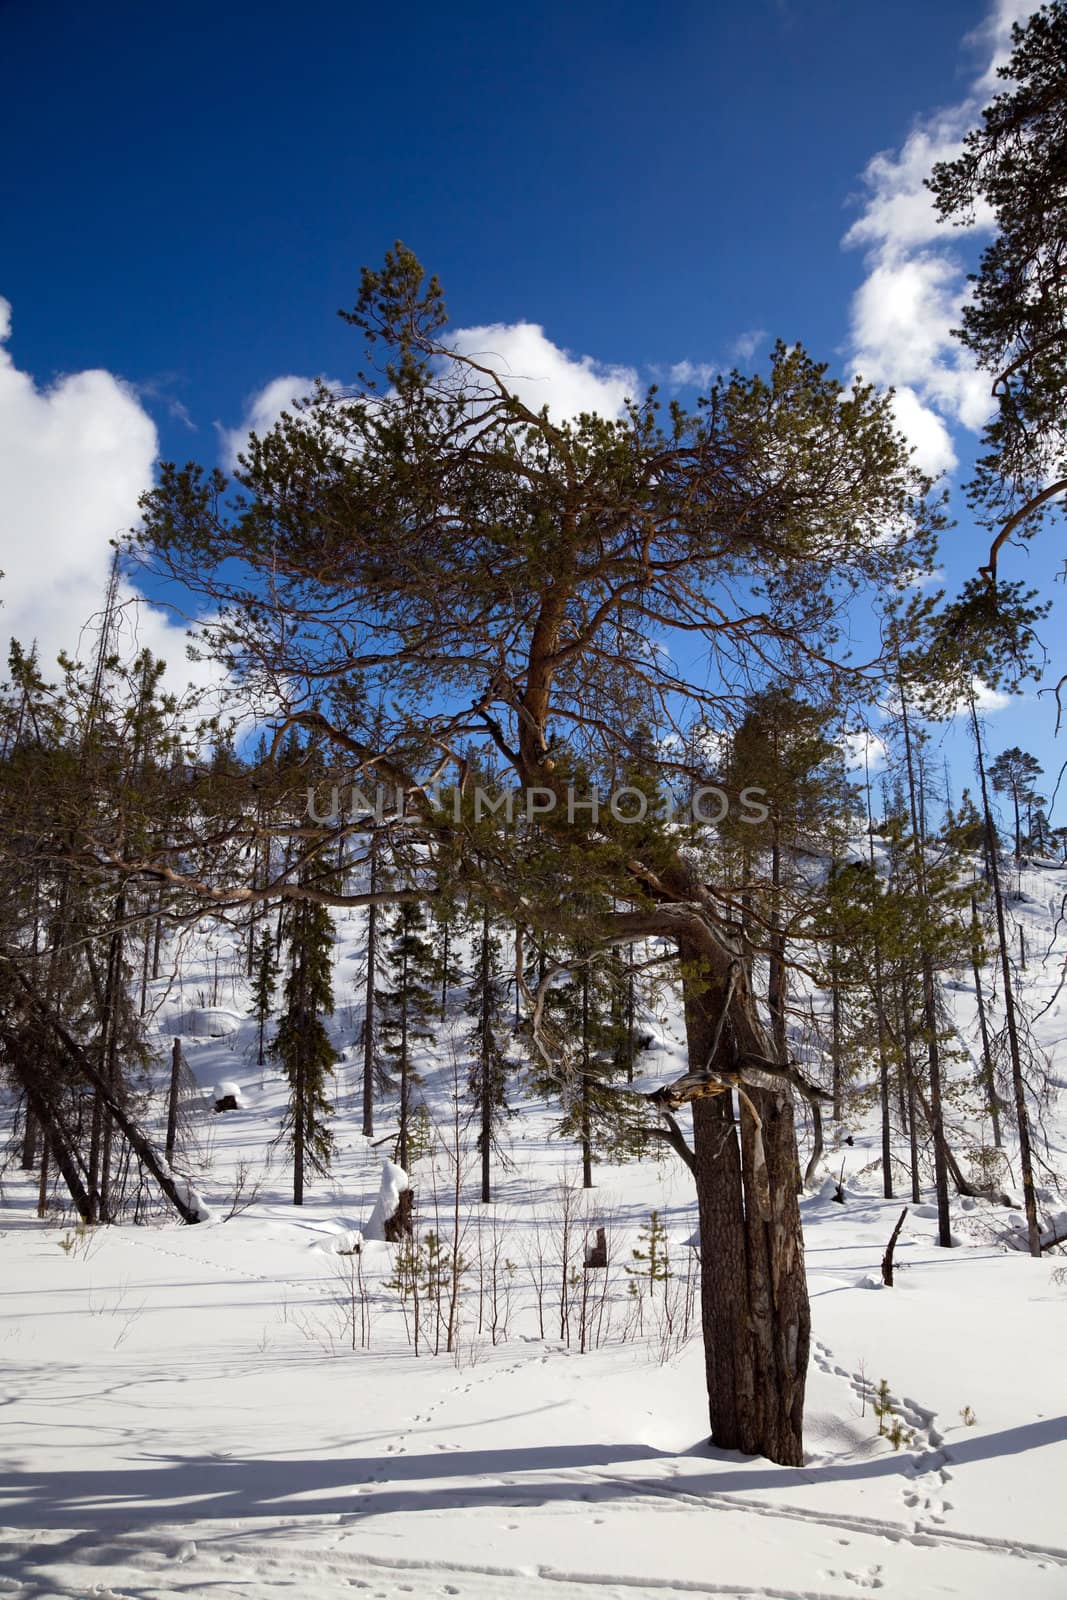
<box><xmin>272</xmin><ymin>893</ymin><xmax>337</xmax><ymax>1204</ymax></box>
<box><xmin>134</xmin><ymin>244</ymin><xmax>945</xmax><ymax>1464</ymax></box>
<box><xmin>989</xmin><ymin>747</ymin><xmax>1043</xmax><ymax>858</ymax></box>
<box><xmin>248</xmin><ymin>927</ymin><xmax>278</xmax><ymax>1067</ymax></box>
<box><xmin>723</xmin><ymin>689</ymin><xmax>850</xmax><ymax>1070</ymax></box>
<box><xmin>466</xmin><ymin>907</ymin><xmax>511</xmax><ymax>1202</ymax></box>
<box><xmin>928</xmin><ymin>3</ymin><xmax>1067</xmax><ymax>578</ymax></box>
<box><xmin>380</xmin><ymin>902</ymin><xmax>437</xmax><ymax>1169</ymax></box>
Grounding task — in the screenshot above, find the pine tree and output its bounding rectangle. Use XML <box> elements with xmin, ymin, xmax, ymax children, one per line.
<box><xmin>248</xmin><ymin>927</ymin><xmax>278</xmax><ymax>1067</ymax></box>
<box><xmin>466</xmin><ymin>907</ymin><xmax>511</xmax><ymax>1202</ymax></box>
<box><xmin>272</xmin><ymin>894</ymin><xmax>337</xmax><ymax>1204</ymax></box>
<box><xmin>380</xmin><ymin>902</ymin><xmax>437</xmax><ymax>1170</ymax></box>
<box><xmin>989</xmin><ymin>747</ymin><xmax>1043</xmax><ymax>859</ymax></box>
<box><xmin>723</xmin><ymin>689</ymin><xmax>851</xmax><ymax>1071</ymax></box>
<box><xmin>928</xmin><ymin>3</ymin><xmax>1067</xmax><ymax>578</ymax></box>
<box><xmin>540</xmin><ymin>945</ymin><xmax>637</xmax><ymax>1186</ymax></box>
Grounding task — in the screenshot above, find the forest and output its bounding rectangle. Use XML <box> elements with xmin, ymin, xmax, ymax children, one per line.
<box><xmin>1</xmin><ymin>6</ymin><xmax>1065</xmax><ymax>1598</ymax></box>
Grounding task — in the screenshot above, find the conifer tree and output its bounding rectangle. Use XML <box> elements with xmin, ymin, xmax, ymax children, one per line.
<box><xmin>134</xmin><ymin>244</ymin><xmax>946</xmax><ymax>1463</ymax></box>
<box><xmin>380</xmin><ymin>902</ymin><xmax>437</xmax><ymax>1169</ymax></box>
<box><xmin>989</xmin><ymin>747</ymin><xmax>1043</xmax><ymax>859</ymax></box>
<box><xmin>928</xmin><ymin>3</ymin><xmax>1067</xmax><ymax>581</ymax></box>
<box><xmin>272</xmin><ymin>893</ymin><xmax>337</xmax><ymax>1204</ymax></box>
<box><xmin>466</xmin><ymin>907</ymin><xmax>511</xmax><ymax>1202</ymax></box>
<box><xmin>248</xmin><ymin>927</ymin><xmax>278</xmax><ymax>1067</ymax></box>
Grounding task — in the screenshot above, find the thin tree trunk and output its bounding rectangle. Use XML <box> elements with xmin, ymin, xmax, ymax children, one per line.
<box><xmin>768</xmin><ymin>823</ymin><xmax>787</xmax><ymax>1070</ymax></box>
<box><xmin>899</xmin><ymin>680</ymin><xmax>951</xmax><ymax>1247</ymax></box>
<box><xmin>37</xmin><ymin>1132</ymin><xmax>51</xmax><ymax>1218</ymax></box>
<box><xmin>398</xmin><ymin>943</ymin><xmax>410</xmax><ymax>1171</ymax></box>
<box><xmin>881</xmin><ymin>1207</ymin><xmax>908</xmax><ymax>1287</ymax></box>
<box><xmin>830</xmin><ymin>947</ymin><xmax>842</xmax><ymax>1121</ymax></box>
<box><xmin>970</xmin><ymin>698</ymin><xmax>1041</xmax><ymax>1255</ymax></box>
<box><xmin>902</xmin><ymin>985</ymin><xmax>922</xmax><ymax>1205</ymax></box>
<box><xmin>362</xmin><ymin>832</ymin><xmax>379</xmax><ymax>1138</ymax></box>
<box><xmin>580</xmin><ymin>967</ymin><xmax>593</xmax><ymax>1188</ymax></box>
<box><xmin>165</xmin><ymin>1037</ymin><xmax>183</xmax><ymax>1164</ymax></box>
<box><xmin>863</xmin><ymin>749</ymin><xmax>894</xmax><ymax>1197</ymax></box>
<box><xmin>971</xmin><ymin>892</ymin><xmax>1002</xmax><ymax>1148</ymax></box>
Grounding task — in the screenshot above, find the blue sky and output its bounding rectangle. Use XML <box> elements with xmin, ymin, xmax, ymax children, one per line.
<box><xmin>1</xmin><ymin>0</ymin><xmax>1062</xmax><ymax>814</ymax></box>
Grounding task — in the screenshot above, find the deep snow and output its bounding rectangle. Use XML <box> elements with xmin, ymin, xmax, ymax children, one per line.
<box><xmin>1</xmin><ymin>861</ymin><xmax>1065</xmax><ymax>1599</ymax></box>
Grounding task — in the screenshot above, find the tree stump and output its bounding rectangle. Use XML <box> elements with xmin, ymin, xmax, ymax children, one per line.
<box><xmin>383</xmin><ymin>1186</ymin><xmax>414</xmax><ymax>1241</ymax></box>
<box><xmin>584</xmin><ymin>1227</ymin><xmax>607</xmax><ymax>1268</ymax></box>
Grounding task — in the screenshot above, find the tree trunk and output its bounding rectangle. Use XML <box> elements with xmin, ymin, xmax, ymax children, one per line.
<box><xmin>830</xmin><ymin>950</ymin><xmax>842</xmax><ymax>1121</ymax></box>
<box><xmin>881</xmin><ymin>1207</ymin><xmax>908</xmax><ymax>1286</ymax></box>
<box><xmin>899</xmin><ymin>683</ymin><xmax>951</xmax><ymax>1247</ymax></box>
<box><xmin>20</xmin><ymin>1106</ymin><xmax>37</xmax><ymax>1171</ymax></box>
<box><xmin>362</xmin><ymin>833</ymin><xmax>379</xmax><ymax>1138</ymax></box>
<box><xmin>165</xmin><ymin>1037</ymin><xmax>183</xmax><ymax>1164</ymax></box>
<box><xmin>970</xmin><ymin>699</ymin><xmax>1041</xmax><ymax>1255</ymax></box>
<box><xmin>902</xmin><ymin>988</ymin><xmax>922</xmax><ymax>1205</ymax></box>
<box><xmin>682</xmin><ymin>949</ymin><xmax>809</xmax><ymax>1466</ymax></box>
<box><xmin>398</xmin><ymin>946</ymin><xmax>410</xmax><ymax>1172</ymax></box>
<box><xmin>971</xmin><ymin>893</ymin><xmax>1002</xmax><ymax>1148</ymax></box>
<box><xmin>580</xmin><ymin>966</ymin><xmax>593</xmax><ymax>1188</ymax></box>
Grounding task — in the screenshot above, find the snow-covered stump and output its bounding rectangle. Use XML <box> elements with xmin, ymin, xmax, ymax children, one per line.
<box><xmin>365</xmin><ymin>1158</ymin><xmax>413</xmax><ymax>1241</ymax></box>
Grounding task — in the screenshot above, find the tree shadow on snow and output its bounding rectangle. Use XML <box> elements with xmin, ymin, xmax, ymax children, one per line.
<box><xmin>1</xmin><ymin>1412</ymin><xmax>1065</xmax><ymax>1576</ymax></box>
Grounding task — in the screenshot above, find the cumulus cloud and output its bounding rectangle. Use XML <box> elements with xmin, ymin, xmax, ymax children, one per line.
<box><xmin>842</xmin><ymin>0</ymin><xmax>1033</xmax><ymax>471</ymax></box>
<box><xmin>448</xmin><ymin>322</ymin><xmax>637</xmax><ymax>421</ymax></box>
<box><xmin>948</xmin><ymin>676</ymin><xmax>1013</xmax><ymax>717</ymax></box>
<box><xmin>0</xmin><ymin>298</ymin><xmax>223</xmax><ymax>712</ymax></box>
<box><xmin>222</xmin><ymin>323</ymin><xmax>636</xmax><ymax>473</ymax></box>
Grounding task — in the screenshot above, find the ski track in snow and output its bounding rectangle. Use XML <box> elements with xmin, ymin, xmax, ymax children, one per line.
<box><xmin>4</xmin><ymin>866</ymin><xmax>1067</xmax><ymax>1599</ymax></box>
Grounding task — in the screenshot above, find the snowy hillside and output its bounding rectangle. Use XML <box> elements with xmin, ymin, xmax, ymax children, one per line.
<box><xmin>2</xmin><ymin>863</ymin><xmax>1066</xmax><ymax>1600</ymax></box>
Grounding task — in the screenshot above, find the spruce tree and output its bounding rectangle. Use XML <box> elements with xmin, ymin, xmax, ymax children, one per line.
<box><xmin>380</xmin><ymin>902</ymin><xmax>437</xmax><ymax>1170</ymax></box>
<box><xmin>466</xmin><ymin>907</ymin><xmax>511</xmax><ymax>1202</ymax></box>
<box><xmin>272</xmin><ymin>894</ymin><xmax>337</xmax><ymax>1204</ymax></box>
<box><xmin>248</xmin><ymin>927</ymin><xmax>278</xmax><ymax>1067</ymax></box>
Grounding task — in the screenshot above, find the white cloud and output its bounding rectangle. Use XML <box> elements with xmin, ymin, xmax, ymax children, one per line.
<box><xmin>667</xmin><ymin>359</ymin><xmax>718</xmax><ymax>389</ymax></box>
<box><xmin>448</xmin><ymin>322</ymin><xmax>637</xmax><ymax>421</ymax></box>
<box><xmin>0</xmin><ymin>297</ymin><xmax>221</xmax><ymax>710</ymax></box>
<box><xmin>842</xmin><ymin>0</ymin><xmax>1027</xmax><ymax>472</ymax></box>
<box><xmin>220</xmin><ymin>374</ymin><xmax>317</xmax><ymax>470</ymax></box>
<box><xmin>898</xmin><ymin>563</ymin><xmax>945</xmax><ymax>591</ymax></box>
<box><xmin>842</xmin><ymin>728</ymin><xmax>888</xmax><ymax>773</ymax></box>
<box><xmin>948</xmin><ymin>676</ymin><xmax>1013</xmax><ymax>717</ymax></box>
<box><xmin>221</xmin><ymin>323</ymin><xmax>636</xmax><ymax>472</ymax></box>
<box><xmin>729</xmin><ymin>328</ymin><xmax>767</xmax><ymax>364</ymax></box>
<box><xmin>886</xmin><ymin>386</ymin><xmax>958</xmax><ymax>477</ymax></box>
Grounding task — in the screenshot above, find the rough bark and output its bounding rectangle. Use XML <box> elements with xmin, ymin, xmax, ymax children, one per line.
<box><xmin>682</xmin><ymin>939</ymin><xmax>809</xmax><ymax>1466</ymax></box>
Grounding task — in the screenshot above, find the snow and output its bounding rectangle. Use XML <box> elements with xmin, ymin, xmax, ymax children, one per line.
<box><xmin>1</xmin><ymin>856</ymin><xmax>1065</xmax><ymax>1597</ymax></box>
<box><xmin>365</xmin><ymin>1158</ymin><xmax>411</xmax><ymax>1241</ymax></box>
<box><xmin>182</xmin><ymin>1007</ymin><xmax>241</xmax><ymax>1038</ymax></box>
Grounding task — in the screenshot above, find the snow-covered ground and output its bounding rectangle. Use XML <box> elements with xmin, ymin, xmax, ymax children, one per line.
<box><xmin>2</xmin><ymin>865</ymin><xmax>1065</xmax><ymax>1599</ymax></box>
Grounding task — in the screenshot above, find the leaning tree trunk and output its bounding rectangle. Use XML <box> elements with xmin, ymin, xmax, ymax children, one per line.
<box><xmin>682</xmin><ymin>945</ymin><xmax>809</xmax><ymax>1466</ymax></box>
